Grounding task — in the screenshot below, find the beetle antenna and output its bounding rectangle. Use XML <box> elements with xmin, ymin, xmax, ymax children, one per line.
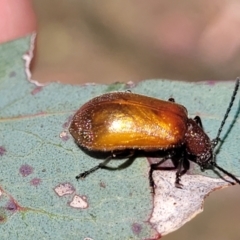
<box><xmin>212</xmin><ymin>78</ymin><xmax>239</xmax><ymax>147</ymax></box>
<box><xmin>211</xmin><ymin>161</ymin><xmax>240</xmax><ymax>184</ymax></box>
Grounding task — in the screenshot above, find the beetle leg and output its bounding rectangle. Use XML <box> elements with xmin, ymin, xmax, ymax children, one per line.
<box><xmin>76</xmin><ymin>156</ymin><xmax>112</xmax><ymax>180</ymax></box>
<box><xmin>113</xmin><ymin>150</ymin><xmax>135</xmax><ymax>159</ymax></box>
<box><xmin>175</xmin><ymin>158</ymin><xmax>184</xmax><ymax>188</ymax></box>
<box><xmin>76</xmin><ymin>151</ymin><xmax>136</xmax><ymax>180</ymax></box>
<box><xmin>193</xmin><ymin>116</ymin><xmax>203</xmax><ymax>128</ymax></box>
<box><xmin>125</xmin><ymin>89</ymin><xmax>132</xmax><ymax>93</ymax></box>
<box><xmin>168</xmin><ymin>98</ymin><xmax>175</xmax><ymax>102</ymax></box>
<box><xmin>175</xmin><ymin>152</ymin><xmax>189</xmax><ymax>188</ymax></box>
<box><xmin>149</xmin><ymin>156</ymin><xmax>170</xmax><ymax>194</ymax></box>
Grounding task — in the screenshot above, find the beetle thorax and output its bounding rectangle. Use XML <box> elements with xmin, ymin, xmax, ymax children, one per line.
<box><xmin>185</xmin><ymin>119</ymin><xmax>212</xmax><ymax>164</ymax></box>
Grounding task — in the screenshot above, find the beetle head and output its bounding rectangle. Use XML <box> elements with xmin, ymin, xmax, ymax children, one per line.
<box><xmin>186</xmin><ymin>79</ymin><xmax>239</xmax><ymax>165</ymax></box>
<box><xmin>186</xmin><ymin>79</ymin><xmax>240</xmax><ymax>184</ymax></box>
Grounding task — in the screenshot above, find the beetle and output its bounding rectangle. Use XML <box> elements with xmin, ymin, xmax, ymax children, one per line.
<box><xmin>69</xmin><ymin>79</ymin><xmax>240</xmax><ymax>192</ymax></box>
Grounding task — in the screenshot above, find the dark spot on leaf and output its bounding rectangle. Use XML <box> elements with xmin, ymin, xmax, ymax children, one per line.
<box><xmin>9</xmin><ymin>71</ymin><xmax>16</xmax><ymax>78</ymax></box>
<box><xmin>31</xmin><ymin>86</ymin><xmax>43</xmax><ymax>95</ymax></box>
<box><xmin>99</xmin><ymin>181</ymin><xmax>106</xmax><ymax>188</ymax></box>
<box><xmin>6</xmin><ymin>200</ymin><xmax>18</xmax><ymax>212</ymax></box>
<box><xmin>131</xmin><ymin>223</ymin><xmax>142</xmax><ymax>235</ymax></box>
<box><xmin>30</xmin><ymin>178</ymin><xmax>42</xmax><ymax>186</ymax></box>
<box><xmin>0</xmin><ymin>146</ymin><xmax>6</xmax><ymax>156</ymax></box>
<box><xmin>19</xmin><ymin>164</ymin><xmax>33</xmax><ymax>177</ymax></box>
<box><xmin>0</xmin><ymin>215</ymin><xmax>6</xmax><ymax>223</ymax></box>
<box><xmin>89</xmin><ymin>213</ymin><xmax>96</xmax><ymax>220</ymax></box>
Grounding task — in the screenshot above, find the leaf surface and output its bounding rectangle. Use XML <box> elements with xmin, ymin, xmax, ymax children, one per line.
<box><xmin>0</xmin><ymin>35</ymin><xmax>239</xmax><ymax>239</ymax></box>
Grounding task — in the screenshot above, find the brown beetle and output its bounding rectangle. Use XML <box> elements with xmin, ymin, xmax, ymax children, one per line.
<box><xmin>69</xmin><ymin>79</ymin><xmax>240</xmax><ymax>191</ymax></box>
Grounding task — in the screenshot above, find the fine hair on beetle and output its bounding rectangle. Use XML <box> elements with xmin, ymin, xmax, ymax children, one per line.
<box><xmin>69</xmin><ymin>78</ymin><xmax>240</xmax><ymax>192</ymax></box>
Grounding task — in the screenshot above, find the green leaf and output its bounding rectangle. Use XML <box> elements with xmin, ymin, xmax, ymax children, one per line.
<box><xmin>0</xmin><ymin>35</ymin><xmax>239</xmax><ymax>239</ymax></box>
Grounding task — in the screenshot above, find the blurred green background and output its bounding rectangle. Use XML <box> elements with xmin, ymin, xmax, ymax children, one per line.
<box><xmin>31</xmin><ymin>1</ymin><xmax>240</xmax><ymax>239</ymax></box>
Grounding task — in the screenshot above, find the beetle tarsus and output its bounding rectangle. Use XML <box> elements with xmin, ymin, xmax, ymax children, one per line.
<box><xmin>76</xmin><ymin>156</ymin><xmax>113</xmax><ymax>180</ymax></box>
<box><xmin>150</xmin><ymin>186</ymin><xmax>155</xmax><ymax>194</ymax></box>
<box><xmin>175</xmin><ymin>172</ymin><xmax>183</xmax><ymax>188</ymax></box>
<box><xmin>175</xmin><ymin>181</ymin><xmax>183</xmax><ymax>189</ymax></box>
<box><xmin>76</xmin><ymin>164</ymin><xmax>101</xmax><ymax>180</ymax></box>
<box><xmin>175</xmin><ymin>155</ymin><xmax>188</xmax><ymax>188</ymax></box>
<box><xmin>149</xmin><ymin>167</ymin><xmax>155</xmax><ymax>192</ymax></box>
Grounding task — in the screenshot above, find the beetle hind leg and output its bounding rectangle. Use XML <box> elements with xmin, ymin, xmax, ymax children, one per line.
<box><xmin>149</xmin><ymin>156</ymin><xmax>171</xmax><ymax>194</ymax></box>
<box><xmin>76</xmin><ymin>164</ymin><xmax>101</xmax><ymax>180</ymax></box>
<box><xmin>76</xmin><ymin>151</ymin><xmax>135</xmax><ymax>180</ymax></box>
<box><xmin>149</xmin><ymin>150</ymin><xmax>190</xmax><ymax>193</ymax></box>
<box><xmin>76</xmin><ymin>156</ymin><xmax>112</xmax><ymax>180</ymax></box>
